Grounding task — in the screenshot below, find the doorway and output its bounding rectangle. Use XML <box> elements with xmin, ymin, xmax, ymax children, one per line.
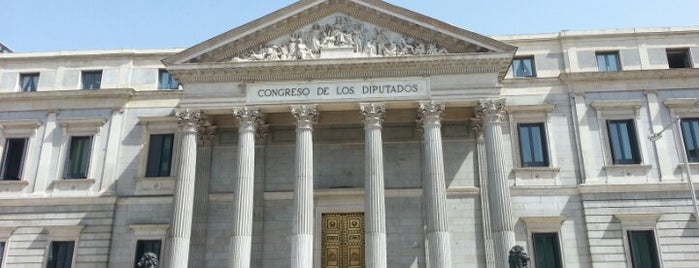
<box><xmin>321</xmin><ymin>213</ymin><xmax>365</xmax><ymax>268</ymax></box>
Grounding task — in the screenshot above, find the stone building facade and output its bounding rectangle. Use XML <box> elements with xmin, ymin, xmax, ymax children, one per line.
<box><xmin>1</xmin><ymin>0</ymin><xmax>699</xmax><ymax>267</ymax></box>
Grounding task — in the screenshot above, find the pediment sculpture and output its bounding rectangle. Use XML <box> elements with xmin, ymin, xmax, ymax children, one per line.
<box><xmin>231</xmin><ymin>15</ymin><xmax>448</xmax><ymax>62</ymax></box>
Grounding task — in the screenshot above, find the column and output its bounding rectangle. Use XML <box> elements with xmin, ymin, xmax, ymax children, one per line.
<box><xmin>417</xmin><ymin>101</ymin><xmax>452</xmax><ymax>268</ymax></box>
<box><xmin>476</xmin><ymin>99</ymin><xmax>515</xmax><ymax>268</ymax></box>
<box><xmin>290</xmin><ymin>105</ymin><xmax>317</xmax><ymax>268</ymax></box>
<box><xmin>472</xmin><ymin>118</ymin><xmax>496</xmax><ymax>268</ymax></box>
<box><xmin>167</xmin><ymin>109</ymin><xmax>208</xmax><ymax>268</ymax></box>
<box><xmin>360</xmin><ymin>103</ymin><xmax>387</xmax><ymax>268</ymax></box>
<box><xmin>230</xmin><ymin>107</ymin><xmax>263</xmax><ymax>268</ymax></box>
<box><xmin>190</xmin><ymin>125</ymin><xmax>216</xmax><ymax>267</ymax></box>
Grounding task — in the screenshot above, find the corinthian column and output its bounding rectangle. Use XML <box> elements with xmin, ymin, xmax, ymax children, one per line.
<box><xmin>290</xmin><ymin>105</ymin><xmax>318</xmax><ymax>268</ymax></box>
<box><xmin>417</xmin><ymin>101</ymin><xmax>452</xmax><ymax>268</ymax></box>
<box><xmin>476</xmin><ymin>99</ymin><xmax>515</xmax><ymax>268</ymax></box>
<box><xmin>360</xmin><ymin>103</ymin><xmax>387</xmax><ymax>268</ymax></box>
<box><xmin>230</xmin><ymin>107</ymin><xmax>263</xmax><ymax>268</ymax></box>
<box><xmin>167</xmin><ymin>109</ymin><xmax>208</xmax><ymax>268</ymax></box>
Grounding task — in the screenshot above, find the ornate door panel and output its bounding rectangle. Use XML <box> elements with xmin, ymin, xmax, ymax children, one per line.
<box><xmin>321</xmin><ymin>213</ymin><xmax>365</xmax><ymax>268</ymax></box>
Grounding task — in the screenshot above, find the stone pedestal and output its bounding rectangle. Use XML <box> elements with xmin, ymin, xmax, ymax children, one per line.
<box><xmin>230</xmin><ymin>107</ymin><xmax>263</xmax><ymax>268</ymax></box>
<box><xmin>360</xmin><ymin>103</ymin><xmax>387</xmax><ymax>268</ymax></box>
<box><xmin>477</xmin><ymin>99</ymin><xmax>515</xmax><ymax>268</ymax></box>
<box><xmin>290</xmin><ymin>105</ymin><xmax>318</xmax><ymax>268</ymax></box>
<box><xmin>166</xmin><ymin>109</ymin><xmax>208</xmax><ymax>268</ymax></box>
<box><xmin>417</xmin><ymin>102</ymin><xmax>452</xmax><ymax>268</ymax></box>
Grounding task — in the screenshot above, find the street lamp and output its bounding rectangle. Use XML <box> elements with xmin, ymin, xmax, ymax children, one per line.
<box><xmin>649</xmin><ymin>116</ymin><xmax>699</xmax><ymax>229</ymax></box>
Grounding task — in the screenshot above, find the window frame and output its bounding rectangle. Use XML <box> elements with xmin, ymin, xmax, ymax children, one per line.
<box><xmin>507</xmin><ymin>104</ymin><xmax>560</xmax><ymax>186</ymax></box>
<box><xmin>666</xmin><ymin>48</ymin><xmax>693</xmax><ymax>69</ymax></box>
<box><xmin>19</xmin><ymin>72</ymin><xmax>40</xmax><ymax>92</ymax></box>
<box><xmin>145</xmin><ymin>133</ymin><xmax>175</xmax><ymax>178</ymax></box>
<box><xmin>157</xmin><ymin>69</ymin><xmax>180</xmax><ymax>90</ymax></box>
<box><xmin>42</xmin><ymin>226</ymin><xmax>83</xmax><ymax>268</ymax></box>
<box><xmin>0</xmin><ymin>227</ymin><xmax>16</xmax><ymax>268</ymax></box>
<box><xmin>0</xmin><ymin>137</ymin><xmax>29</xmax><ymax>181</ymax></box>
<box><xmin>56</xmin><ymin>118</ymin><xmax>107</xmax><ymax>182</ymax></box>
<box><xmin>63</xmin><ymin>136</ymin><xmax>93</xmax><ymax>179</ymax></box>
<box><xmin>135</xmin><ymin>116</ymin><xmax>179</xmax><ymax>195</ymax></box>
<box><xmin>511</xmin><ymin>56</ymin><xmax>537</xmax><ymax>78</ymax></box>
<box><xmin>521</xmin><ymin>216</ymin><xmax>566</xmax><ymax>268</ymax></box>
<box><xmin>679</xmin><ymin>118</ymin><xmax>699</xmax><ymax>163</ymax></box>
<box><xmin>596</xmin><ymin>51</ymin><xmax>622</xmax><ymax>72</ymax></box>
<box><xmin>615</xmin><ymin>214</ymin><xmax>663</xmax><ymax>268</ymax></box>
<box><xmin>517</xmin><ymin>122</ymin><xmax>550</xmax><ymax>167</ymax></box>
<box><xmin>80</xmin><ymin>70</ymin><xmax>103</xmax><ymax>90</ymax></box>
<box><xmin>0</xmin><ymin>120</ymin><xmax>40</xmax><ymax>188</ymax></box>
<box><xmin>129</xmin><ymin>224</ymin><xmax>168</xmax><ymax>268</ymax></box>
<box><xmin>591</xmin><ymin>100</ymin><xmax>649</xmax><ymax>167</ymax></box>
<box><xmin>663</xmin><ymin>98</ymin><xmax>699</xmax><ymax>180</ymax></box>
<box><xmin>133</xmin><ymin>239</ymin><xmax>163</xmax><ymax>268</ymax></box>
<box><xmin>606</xmin><ymin>119</ymin><xmax>642</xmax><ymax>165</ymax></box>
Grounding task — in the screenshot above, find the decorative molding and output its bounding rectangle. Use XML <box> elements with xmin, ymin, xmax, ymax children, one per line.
<box><xmin>134</xmin><ymin>177</ymin><xmax>176</xmax><ymax>196</ymax></box>
<box><xmin>291</xmin><ymin>104</ymin><xmax>319</xmax><ymax>129</ymax></box>
<box><xmin>359</xmin><ymin>102</ymin><xmax>385</xmax><ymax>128</ymax></box>
<box><xmin>0</xmin><ymin>88</ymin><xmax>134</xmax><ymax>112</ymax></box>
<box><xmin>476</xmin><ymin>98</ymin><xmax>506</xmax><ymax>123</ymax></box>
<box><xmin>198</xmin><ymin>125</ymin><xmax>217</xmax><ymax>146</ymax></box>
<box><xmin>52</xmin><ymin>179</ymin><xmax>96</xmax><ymax>192</ymax></box>
<box><xmin>0</xmin><ymin>196</ymin><xmax>117</xmax><ymax>207</ymax></box>
<box><xmin>46</xmin><ymin>225</ymin><xmax>85</xmax><ymax>239</ymax></box>
<box><xmin>0</xmin><ymin>227</ymin><xmax>16</xmax><ymax>238</ymax></box>
<box><xmin>129</xmin><ymin>224</ymin><xmax>170</xmax><ymax>237</ymax></box>
<box><xmin>663</xmin><ymin>98</ymin><xmax>698</xmax><ymax>108</ymax></box>
<box><xmin>615</xmin><ymin>213</ymin><xmax>660</xmax><ymax>229</ymax></box>
<box><xmin>58</xmin><ymin>117</ymin><xmax>108</xmax><ymax>135</ymax></box>
<box><xmin>233</xmin><ymin>106</ymin><xmax>266</xmax><ymax>143</ymax></box>
<box><xmin>0</xmin><ymin>119</ymin><xmax>42</xmax><ymax>137</ymax></box>
<box><xmin>0</xmin><ymin>180</ymin><xmax>29</xmax><ymax>192</ymax></box>
<box><xmin>520</xmin><ymin>216</ymin><xmax>566</xmax><ymax>230</ymax></box>
<box><xmin>577</xmin><ymin>182</ymin><xmax>699</xmax><ymax>194</ymax></box>
<box><xmin>512</xmin><ymin>167</ymin><xmax>561</xmax><ymax>186</ymax></box>
<box><xmin>559</xmin><ymin>68</ymin><xmax>699</xmax><ymax>83</ymax></box>
<box><xmin>416</xmin><ymin>101</ymin><xmax>445</xmax><ymax>129</ymax></box>
<box><xmin>590</xmin><ymin>100</ymin><xmax>643</xmax><ymax>110</ymax></box>
<box><xmin>175</xmin><ymin>109</ymin><xmax>209</xmax><ymax>133</ymax></box>
<box><xmin>506</xmin><ymin>104</ymin><xmax>555</xmax><ymax>113</ymax></box>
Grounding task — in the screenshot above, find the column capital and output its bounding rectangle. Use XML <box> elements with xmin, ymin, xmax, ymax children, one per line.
<box><xmin>417</xmin><ymin>101</ymin><xmax>445</xmax><ymax>129</ymax></box>
<box><xmin>176</xmin><ymin>109</ymin><xmax>209</xmax><ymax>133</ymax></box>
<box><xmin>470</xmin><ymin>118</ymin><xmax>484</xmax><ymax>138</ymax></box>
<box><xmin>476</xmin><ymin>98</ymin><xmax>506</xmax><ymax>123</ymax></box>
<box><xmin>198</xmin><ymin>125</ymin><xmax>217</xmax><ymax>146</ymax></box>
<box><xmin>360</xmin><ymin>103</ymin><xmax>385</xmax><ymax>129</ymax></box>
<box><xmin>291</xmin><ymin>105</ymin><xmax>318</xmax><ymax>130</ymax></box>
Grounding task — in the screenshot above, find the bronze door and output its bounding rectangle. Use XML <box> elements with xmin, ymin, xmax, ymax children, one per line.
<box><xmin>321</xmin><ymin>213</ymin><xmax>365</xmax><ymax>268</ymax></box>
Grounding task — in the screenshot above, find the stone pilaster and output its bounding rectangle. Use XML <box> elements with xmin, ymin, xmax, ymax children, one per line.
<box><xmin>471</xmin><ymin>118</ymin><xmax>496</xmax><ymax>268</ymax></box>
<box><xmin>290</xmin><ymin>105</ymin><xmax>318</xmax><ymax>268</ymax></box>
<box><xmin>476</xmin><ymin>99</ymin><xmax>515</xmax><ymax>268</ymax></box>
<box><xmin>417</xmin><ymin>101</ymin><xmax>452</xmax><ymax>268</ymax></box>
<box><xmin>230</xmin><ymin>107</ymin><xmax>263</xmax><ymax>268</ymax></box>
<box><xmin>167</xmin><ymin>109</ymin><xmax>208</xmax><ymax>268</ymax></box>
<box><xmin>360</xmin><ymin>103</ymin><xmax>387</xmax><ymax>268</ymax></box>
<box><xmin>190</xmin><ymin>125</ymin><xmax>216</xmax><ymax>267</ymax></box>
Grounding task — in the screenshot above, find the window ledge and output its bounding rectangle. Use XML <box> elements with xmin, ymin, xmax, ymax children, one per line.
<box><xmin>603</xmin><ymin>164</ymin><xmax>652</xmax><ymax>179</ymax></box>
<box><xmin>135</xmin><ymin>177</ymin><xmax>175</xmax><ymax>195</ymax></box>
<box><xmin>512</xmin><ymin>167</ymin><xmax>560</xmax><ymax>186</ymax></box>
<box><xmin>603</xmin><ymin>164</ymin><xmax>652</xmax><ymax>171</ymax></box>
<box><xmin>53</xmin><ymin>178</ymin><xmax>95</xmax><ymax>191</ymax></box>
<box><xmin>0</xmin><ymin>180</ymin><xmax>29</xmax><ymax>192</ymax></box>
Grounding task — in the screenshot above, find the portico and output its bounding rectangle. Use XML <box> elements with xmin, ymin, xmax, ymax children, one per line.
<box><xmin>162</xmin><ymin>0</ymin><xmax>517</xmax><ymax>267</ymax></box>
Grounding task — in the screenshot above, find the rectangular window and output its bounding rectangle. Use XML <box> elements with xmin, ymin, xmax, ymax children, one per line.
<box><xmin>628</xmin><ymin>230</ymin><xmax>660</xmax><ymax>268</ymax></box>
<box><xmin>0</xmin><ymin>241</ymin><xmax>5</xmax><ymax>267</ymax></box>
<box><xmin>518</xmin><ymin>123</ymin><xmax>549</xmax><ymax>167</ymax></box>
<box><xmin>512</xmin><ymin>56</ymin><xmax>536</xmax><ymax>78</ymax></box>
<box><xmin>532</xmin><ymin>233</ymin><xmax>563</xmax><ymax>268</ymax></box>
<box><xmin>607</xmin><ymin>120</ymin><xmax>641</xmax><ymax>164</ymax></box>
<box><xmin>19</xmin><ymin>73</ymin><xmax>40</xmax><ymax>92</ymax></box>
<box><xmin>65</xmin><ymin>136</ymin><xmax>92</xmax><ymax>179</ymax></box>
<box><xmin>596</xmin><ymin>51</ymin><xmax>621</xmax><ymax>72</ymax></box>
<box><xmin>1</xmin><ymin>138</ymin><xmax>28</xmax><ymax>180</ymax></box>
<box><xmin>681</xmin><ymin>118</ymin><xmax>699</xmax><ymax>162</ymax></box>
<box><xmin>157</xmin><ymin>70</ymin><xmax>179</xmax><ymax>90</ymax></box>
<box><xmin>46</xmin><ymin>241</ymin><xmax>75</xmax><ymax>268</ymax></box>
<box><xmin>666</xmin><ymin>48</ymin><xmax>692</xmax><ymax>69</ymax></box>
<box><xmin>81</xmin><ymin>70</ymin><xmax>102</xmax><ymax>90</ymax></box>
<box><xmin>133</xmin><ymin>240</ymin><xmax>162</xmax><ymax>268</ymax></box>
<box><xmin>145</xmin><ymin>134</ymin><xmax>174</xmax><ymax>177</ymax></box>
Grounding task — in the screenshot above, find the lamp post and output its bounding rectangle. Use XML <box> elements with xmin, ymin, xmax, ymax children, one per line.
<box><xmin>649</xmin><ymin>116</ymin><xmax>699</xmax><ymax>229</ymax></box>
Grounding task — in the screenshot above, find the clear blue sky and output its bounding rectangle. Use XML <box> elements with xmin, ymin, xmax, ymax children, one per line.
<box><xmin>2</xmin><ymin>0</ymin><xmax>697</xmax><ymax>52</ymax></box>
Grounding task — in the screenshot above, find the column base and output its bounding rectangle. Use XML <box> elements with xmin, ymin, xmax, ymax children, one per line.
<box><xmin>427</xmin><ymin>231</ymin><xmax>452</xmax><ymax>268</ymax></box>
<box><xmin>290</xmin><ymin>233</ymin><xmax>313</xmax><ymax>268</ymax></box>
<box><xmin>229</xmin><ymin>235</ymin><xmax>252</xmax><ymax>268</ymax></box>
<box><xmin>365</xmin><ymin>233</ymin><xmax>387</xmax><ymax>268</ymax></box>
<box><xmin>492</xmin><ymin>230</ymin><xmax>516</xmax><ymax>268</ymax></box>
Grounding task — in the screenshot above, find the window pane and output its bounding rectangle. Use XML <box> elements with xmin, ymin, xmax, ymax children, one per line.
<box><xmin>532</xmin><ymin>233</ymin><xmax>563</xmax><ymax>268</ymax></box>
<box><xmin>146</xmin><ymin>134</ymin><xmax>174</xmax><ymax>177</ymax></box>
<box><xmin>20</xmin><ymin>73</ymin><xmax>39</xmax><ymax>92</ymax></box>
<box><xmin>2</xmin><ymin>138</ymin><xmax>27</xmax><ymax>180</ymax></box>
<box><xmin>158</xmin><ymin>70</ymin><xmax>179</xmax><ymax>90</ymax></box>
<box><xmin>47</xmin><ymin>241</ymin><xmax>75</xmax><ymax>268</ymax></box>
<box><xmin>0</xmin><ymin>241</ymin><xmax>5</xmax><ymax>267</ymax></box>
<box><xmin>681</xmin><ymin>118</ymin><xmax>699</xmax><ymax>162</ymax></box>
<box><xmin>607</xmin><ymin>120</ymin><xmax>640</xmax><ymax>164</ymax></box>
<box><xmin>519</xmin><ymin>123</ymin><xmax>549</xmax><ymax>167</ymax></box>
<box><xmin>607</xmin><ymin>54</ymin><xmax>619</xmax><ymax>71</ymax></box>
<box><xmin>66</xmin><ymin>136</ymin><xmax>92</xmax><ymax>179</ymax></box>
<box><xmin>513</xmin><ymin>57</ymin><xmax>535</xmax><ymax>77</ymax></box>
<box><xmin>134</xmin><ymin>240</ymin><xmax>161</xmax><ymax>268</ymax></box>
<box><xmin>628</xmin><ymin>230</ymin><xmax>660</xmax><ymax>268</ymax></box>
<box><xmin>82</xmin><ymin>71</ymin><xmax>102</xmax><ymax>89</ymax></box>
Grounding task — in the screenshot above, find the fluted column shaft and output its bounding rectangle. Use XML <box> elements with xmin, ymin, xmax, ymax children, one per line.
<box><xmin>230</xmin><ymin>108</ymin><xmax>263</xmax><ymax>268</ymax></box>
<box><xmin>477</xmin><ymin>99</ymin><xmax>515</xmax><ymax>268</ymax></box>
<box><xmin>167</xmin><ymin>109</ymin><xmax>208</xmax><ymax>268</ymax></box>
<box><xmin>418</xmin><ymin>102</ymin><xmax>452</xmax><ymax>268</ymax></box>
<box><xmin>290</xmin><ymin>105</ymin><xmax>318</xmax><ymax>268</ymax></box>
<box><xmin>361</xmin><ymin>103</ymin><xmax>387</xmax><ymax>268</ymax></box>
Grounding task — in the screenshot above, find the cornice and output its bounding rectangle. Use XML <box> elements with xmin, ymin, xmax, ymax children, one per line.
<box><xmin>0</xmin><ymin>88</ymin><xmax>135</xmax><ymax>112</ymax></box>
<box><xmin>559</xmin><ymin>68</ymin><xmax>699</xmax><ymax>83</ymax></box>
<box><xmin>169</xmin><ymin>53</ymin><xmax>513</xmax><ymax>83</ymax></box>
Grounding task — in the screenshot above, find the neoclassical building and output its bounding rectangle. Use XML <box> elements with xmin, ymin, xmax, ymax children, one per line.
<box><xmin>1</xmin><ymin>0</ymin><xmax>699</xmax><ymax>267</ymax></box>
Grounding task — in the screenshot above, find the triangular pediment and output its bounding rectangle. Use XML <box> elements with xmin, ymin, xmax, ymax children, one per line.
<box><xmin>164</xmin><ymin>0</ymin><xmax>515</xmax><ymax>64</ymax></box>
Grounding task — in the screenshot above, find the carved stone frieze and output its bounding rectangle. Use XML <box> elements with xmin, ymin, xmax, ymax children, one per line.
<box><xmin>291</xmin><ymin>105</ymin><xmax>319</xmax><ymax>129</ymax></box>
<box><xmin>360</xmin><ymin>103</ymin><xmax>385</xmax><ymax>129</ymax></box>
<box><xmin>476</xmin><ymin>99</ymin><xmax>506</xmax><ymax>123</ymax></box>
<box><xmin>176</xmin><ymin>109</ymin><xmax>209</xmax><ymax>133</ymax></box>
<box><xmin>229</xmin><ymin>16</ymin><xmax>448</xmax><ymax>62</ymax></box>
<box><xmin>416</xmin><ymin>101</ymin><xmax>445</xmax><ymax>129</ymax></box>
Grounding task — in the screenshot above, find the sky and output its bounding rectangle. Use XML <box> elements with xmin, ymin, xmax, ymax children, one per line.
<box><xmin>2</xmin><ymin>0</ymin><xmax>698</xmax><ymax>53</ymax></box>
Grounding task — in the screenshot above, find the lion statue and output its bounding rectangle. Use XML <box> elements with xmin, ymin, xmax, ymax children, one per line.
<box><xmin>508</xmin><ymin>245</ymin><xmax>530</xmax><ymax>268</ymax></box>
